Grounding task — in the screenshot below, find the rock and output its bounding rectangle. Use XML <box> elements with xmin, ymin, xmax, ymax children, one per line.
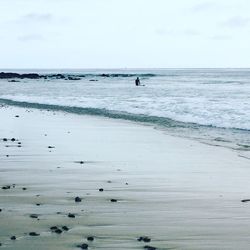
<box><xmin>0</xmin><ymin>209</ymin><xmax>2</xmax><ymax>212</ymax></box>
<box><xmin>144</xmin><ymin>246</ymin><xmax>156</xmax><ymax>250</ymax></box>
<box><xmin>29</xmin><ymin>232</ymin><xmax>40</xmax><ymax>236</ymax></box>
<box><xmin>2</xmin><ymin>185</ymin><xmax>10</xmax><ymax>190</ymax></box>
<box><xmin>30</xmin><ymin>214</ymin><xmax>38</xmax><ymax>219</ymax></box>
<box><xmin>10</xmin><ymin>236</ymin><xmax>16</xmax><ymax>240</ymax></box>
<box><xmin>3</xmin><ymin>138</ymin><xmax>7</xmax><ymax>141</ymax></box>
<box><xmin>241</xmin><ymin>199</ymin><xmax>250</xmax><ymax>203</ymax></box>
<box><xmin>75</xmin><ymin>196</ymin><xmax>82</xmax><ymax>202</ymax></box>
<box><xmin>77</xmin><ymin>243</ymin><xmax>88</xmax><ymax>249</ymax></box>
<box><xmin>50</xmin><ymin>226</ymin><xmax>58</xmax><ymax>230</ymax></box>
<box><xmin>138</xmin><ymin>236</ymin><xmax>151</xmax><ymax>242</ymax></box>
<box><xmin>22</xmin><ymin>187</ymin><xmax>27</xmax><ymax>190</ymax></box>
<box><xmin>99</xmin><ymin>188</ymin><xmax>104</xmax><ymax>192</ymax></box>
<box><xmin>48</xmin><ymin>146</ymin><xmax>55</xmax><ymax>149</ymax></box>
<box><xmin>62</xmin><ymin>226</ymin><xmax>69</xmax><ymax>231</ymax></box>
<box><xmin>36</xmin><ymin>203</ymin><xmax>41</xmax><ymax>206</ymax></box>
<box><xmin>87</xmin><ymin>236</ymin><xmax>94</xmax><ymax>241</ymax></box>
<box><xmin>15</xmin><ymin>115</ymin><xmax>19</xmax><ymax>117</ymax></box>
<box><xmin>110</xmin><ymin>199</ymin><xmax>117</xmax><ymax>202</ymax></box>
<box><xmin>0</xmin><ymin>72</ymin><xmax>40</xmax><ymax>79</ymax></box>
<box><xmin>55</xmin><ymin>229</ymin><xmax>63</xmax><ymax>234</ymax></box>
<box><xmin>68</xmin><ymin>213</ymin><xmax>75</xmax><ymax>218</ymax></box>
<box><xmin>11</xmin><ymin>138</ymin><xmax>16</xmax><ymax>141</ymax></box>
<box><xmin>79</xmin><ymin>161</ymin><xmax>84</xmax><ymax>164</ymax></box>
<box><xmin>18</xmin><ymin>142</ymin><xmax>21</xmax><ymax>145</ymax></box>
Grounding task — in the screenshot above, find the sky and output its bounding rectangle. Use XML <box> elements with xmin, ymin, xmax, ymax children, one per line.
<box><xmin>0</xmin><ymin>0</ymin><xmax>250</xmax><ymax>68</ymax></box>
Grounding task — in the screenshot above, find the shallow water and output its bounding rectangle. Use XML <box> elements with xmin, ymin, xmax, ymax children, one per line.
<box><xmin>0</xmin><ymin>68</ymin><xmax>250</xmax><ymax>150</ymax></box>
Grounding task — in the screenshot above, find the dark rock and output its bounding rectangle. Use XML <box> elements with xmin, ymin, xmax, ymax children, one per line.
<box><xmin>144</xmin><ymin>246</ymin><xmax>156</xmax><ymax>250</ymax></box>
<box><xmin>87</xmin><ymin>236</ymin><xmax>94</xmax><ymax>241</ymax></box>
<box><xmin>0</xmin><ymin>72</ymin><xmax>40</xmax><ymax>79</ymax></box>
<box><xmin>29</xmin><ymin>232</ymin><xmax>40</xmax><ymax>236</ymax></box>
<box><xmin>75</xmin><ymin>196</ymin><xmax>82</xmax><ymax>202</ymax></box>
<box><xmin>6</xmin><ymin>154</ymin><xmax>9</xmax><ymax>157</ymax></box>
<box><xmin>0</xmin><ymin>209</ymin><xmax>2</xmax><ymax>212</ymax></box>
<box><xmin>68</xmin><ymin>213</ymin><xmax>75</xmax><ymax>218</ymax></box>
<box><xmin>77</xmin><ymin>243</ymin><xmax>88</xmax><ymax>249</ymax></box>
<box><xmin>99</xmin><ymin>188</ymin><xmax>104</xmax><ymax>192</ymax></box>
<box><xmin>67</xmin><ymin>76</ymin><xmax>81</xmax><ymax>81</ymax></box>
<box><xmin>241</xmin><ymin>199</ymin><xmax>250</xmax><ymax>203</ymax></box>
<box><xmin>54</xmin><ymin>229</ymin><xmax>63</xmax><ymax>234</ymax></box>
<box><xmin>3</xmin><ymin>138</ymin><xmax>7</xmax><ymax>141</ymax></box>
<box><xmin>48</xmin><ymin>146</ymin><xmax>55</xmax><ymax>149</ymax></box>
<box><xmin>50</xmin><ymin>226</ymin><xmax>58</xmax><ymax>230</ymax></box>
<box><xmin>79</xmin><ymin>161</ymin><xmax>84</xmax><ymax>164</ymax></box>
<box><xmin>22</xmin><ymin>187</ymin><xmax>27</xmax><ymax>190</ymax></box>
<box><xmin>30</xmin><ymin>214</ymin><xmax>38</xmax><ymax>219</ymax></box>
<box><xmin>36</xmin><ymin>203</ymin><xmax>41</xmax><ymax>206</ymax></box>
<box><xmin>15</xmin><ymin>115</ymin><xmax>19</xmax><ymax>118</ymax></box>
<box><xmin>110</xmin><ymin>199</ymin><xmax>117</xmax><ymax>202</ymax></box>
<box><xmin>2</xmin><ymin>185</ymin><xmax>10</xmax><ymax>190</ymax></box>
<box><xmin>11</xmin><ymin>138</ymin><xmax>16</xmax><ymax>142</ymax></box>
<box><xmin>10</xmin><ymin>236</ymin><xmax>16</xmax><ymax>240</ymax></box>
<box><xmin>18</xmin><ymin>142</ymin><xmax>21</xmax><ymax>145</ymax></box>
<box><xmin>62</xmin><ymin>226</ymin><xmax>69</xmax><ymax>231</ymax></box>
<box><xmin>138</xmin><ymin>236</ymin><xmax>151</xmax><ymax>242</ymax></box>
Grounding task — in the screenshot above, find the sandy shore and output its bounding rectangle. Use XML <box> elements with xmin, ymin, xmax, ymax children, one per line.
<box><xmin>1</xmin><ymin>105</ymin><xmax>250</xmax><ymax>250</ymax></box>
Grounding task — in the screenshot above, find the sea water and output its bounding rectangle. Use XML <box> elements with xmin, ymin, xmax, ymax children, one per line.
<box><xmin>0</xmin><ymin>68</ymin><xmax>249</xmax><ymax>152</ymax></box>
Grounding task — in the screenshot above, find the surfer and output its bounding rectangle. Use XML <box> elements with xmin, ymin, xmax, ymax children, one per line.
<box><xmin>135</xmin><ymin>77</ymin><xmax>140</xmax><ymax>86</ymax></box>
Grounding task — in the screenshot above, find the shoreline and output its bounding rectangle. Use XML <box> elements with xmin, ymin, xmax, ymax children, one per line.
<box><xmin>1</xmin><ymin>105</ymin><xmax>250</xmax><ymax>249</ymax></box>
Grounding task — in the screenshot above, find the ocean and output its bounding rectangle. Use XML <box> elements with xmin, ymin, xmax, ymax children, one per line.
<box><xmin>0</xmin><ymin>68</ymin><xmax>250</xmax><ymax>152</ymax></box>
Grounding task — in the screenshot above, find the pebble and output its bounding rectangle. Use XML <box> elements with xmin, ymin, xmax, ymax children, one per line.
<box><xmin>22</xmin><ymin>187</ymin><xmax>27</xmax><ymax>190</ymax></box>
<box><xmin>75</xmin><ymin>196</ymin><xmax>82</xmax><ymax>202</ymax></box>
<box><xmin>87</xmin><ymin>236</ymin><xmax>94</xmax><ymax>241</ymax></box>
<box><xmin>29</xmin><ymin>232</ymin><xmax>40</xmax><ymax>236</ymax></box>
<box><xmin>54</xmin><ymin>229</ymin><xmax>63</xmax><ymax>234</ymax></box>
<box><xmin>50</xmin><ymin>226</ymin><xmax>58</xmax><ymax>230</ymax></box>
<box><xmin>77</xmin><ymin>243</ymin><xmax>88</xmax><ymax>249</ymax></box>
<box><xmin>99</xmin><ymin>188</ymin><xmax>104</xmax><ymax>192</ymax></box>
<box><xmin>110</xmin><ymin>199</ymin><xmax>117</xmax><ymax>202</ymax></box>
<box><xmin>144</xmin><ymin>246</ymin><xmax>156</xmax><ymax>250</ymax></box>
<box><xmin>68</xmin><ymin>213</ymin><xmax>76</xmax><ymax>218</ymax></box>
<box><xmin>138</xmin><ymin>236</ymin><xmax>151</xmax><ymax>242</ymax></box>
<box><xmin>2</xmin><ymin>185</ymin><xmax>10</xmax><ymax>190</ymax></box>
<box><xmin>62</xmin><ymin>226</ymin><xmax>69</xmax><ymax>231</ymax></box>
<box><xmin>10</xmin><ymin>236</ymin><xmax>16</xmax><ymax>240</ymax></box>
<box><xmin>241</xmin><ymin>199</ymin><xmax>250</xmax><ymax>203</ymax></box>
<box><xmin>11</xmin><ymin>138</ymin><xmax>16</xmax><ymax>142</ymax></box>
<box><xmin>30</xmin><ymin>214</ymin><xmax>38</xmax><ymax>219</ymax></box>
<box><xmin>3</xmin><ymin>138</ymin><xmax>7</xmax><ymax>141</ymax></box>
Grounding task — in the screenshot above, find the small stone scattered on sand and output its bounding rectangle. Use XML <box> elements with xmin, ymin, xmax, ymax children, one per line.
<box><xmin>138</xmin><ymin>236</ymin><xmax>151</xmax><ymax>242</ymax></box>
<box><xmin>62</xmin><ymin>226</ymin><xmax>69</xmax><ymax>231</ymax></box>
<box><xmin>99</xmin><ymin>188</ymin><xmax>104</xmax><ymax>192</ymax></box>
<box><xmin>3</xmin><ymin>138</ymin><xmax>7</xmax><ymax>141</ymax></box>
<box><xmin>22</xmin><ymin>187</ymin><xmax>27</xmax><ymax>190</ymax></box>
<box><xmin>87</xmin><ymin>236</ymin><xmax>94</xmax><ymax>241</ymax></box>
<box><xmin>30</xmin><ymin>214</ymin><xmax>38</xmax><ymax>219</ymax></box>
<box><xmin>144</xmin><ymin>246</ymin><xmax>156</xmax><ymax>250</ymax></box>
<box><xmin>75</xmin><ymin>196</ymin><xmax>82</xmax><ymax>202</ymax></box>
<box><xmin>77</xmin><ymin>243</ymin><xmax>88</xmax><ymax>249</ymax></box>
<box><xmin>11</xmin><ymin>138</ymin><xmax>16</xmax><ymax>142</ymax></box>
<box><xmin>50</xmin><ymin>226</ymin><xmax>58</xmax><ymax>231</ymax></box>
<box><xmin>10</xmin><ymin>236</ymin><xmax>16</xmax><ymax>240</ymax></box>
<box><xmin>241</xmin><ymin>199</ymin><xmax>250</xmax><ymax>203</ymax></box>
<box><xmin>110</xmin><ymin>199</ymin><xmax>117</xmax><ymax>202</ymax></box>
<box><xmin>68</xmin><ymin>213</ymin><xmax>76</xmax><ymax>218</ymax></box>
<box><xmin>2</xmin><ymin>185</ymin><xmax>10</xmax><ymax>190</ymax></box>
<box><xmin>29</xmin><ymin>232</ymin><xmax>40</xmax><ymax>236</ymax></box>
<box><xmin>54</xmin><ymin>229</ymin><xmax>63</xmax><ymax>234</ymax></box>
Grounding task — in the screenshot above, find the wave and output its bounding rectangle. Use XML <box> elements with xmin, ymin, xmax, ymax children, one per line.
<box><xmin>0</xmin><ymin>98</ymin><xmax>249</xmax><ymax>133</ymax></box>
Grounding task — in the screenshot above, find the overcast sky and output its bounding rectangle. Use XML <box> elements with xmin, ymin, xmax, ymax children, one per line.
<box><xmin>0</xmin><ymin>0</ymin><xmax>250</xmax><ymax>68</ymax></box>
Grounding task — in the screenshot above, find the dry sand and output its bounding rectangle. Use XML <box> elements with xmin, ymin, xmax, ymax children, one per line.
<box><xmin>1</xmin><ymin>105</ymin><xmax>250</xmax><ymax>250</ymax></box>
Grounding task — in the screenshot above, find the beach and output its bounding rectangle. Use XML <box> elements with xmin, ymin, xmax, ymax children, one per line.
<box><xmin>0</xmin><ymin>105</ymin><xmax>250</xmax><ymax>249</ymax></box>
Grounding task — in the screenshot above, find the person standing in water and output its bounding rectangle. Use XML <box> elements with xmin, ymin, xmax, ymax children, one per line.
<box><xmin>135</xmin><ymin>77</ymin><xmax>140</xmax><ymax>86</ymax></box>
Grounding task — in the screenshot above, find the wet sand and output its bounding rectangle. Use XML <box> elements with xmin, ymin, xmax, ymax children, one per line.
<box><xmin>1</xmin><ymin>105</ymin><xmax>250</xmax><ymax>250</ymax></box>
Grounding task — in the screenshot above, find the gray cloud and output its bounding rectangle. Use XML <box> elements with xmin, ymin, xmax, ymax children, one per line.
<box><xmin>222</xmin><ymin>16</ymin><xmax>250</xmax><ymax>28</ymax></box>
